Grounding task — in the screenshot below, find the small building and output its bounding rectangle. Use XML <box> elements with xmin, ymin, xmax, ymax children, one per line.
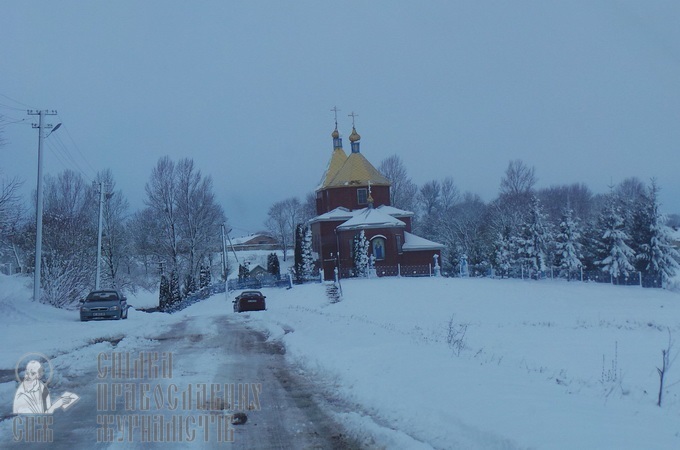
<box><xmin>230</xmin><ymin>233</ymin><xmax>279</xmax><ymax>251</ymax></box>
<box><xmin>310</xmin><ymin>123</ymin><xmax>443</xmax><ymax>280</ymax></box>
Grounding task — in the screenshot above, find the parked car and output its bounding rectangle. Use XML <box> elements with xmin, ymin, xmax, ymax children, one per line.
<box><xmin>80</xmin><ymin>290</ymin><xmax>128</xmax><ymax>321</ymax></box>
<box><xmin>233</xmin><ymin>290</ymin><xmax>266</xmax><ymax>313</ymax></box>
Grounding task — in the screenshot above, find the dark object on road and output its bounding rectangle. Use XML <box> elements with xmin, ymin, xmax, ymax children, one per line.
<box><xmin>231</xmin><ymin>412</ymin><xmax>248</xmax><ymax>425</ymax></box>
<box><xmin>233</xmin><ymin>290</ymin><xmax>266</xmax><ymax>313</ymax></box>
<box><xmin>79</xmin><ymin>290</ymin><xmax>129</xmax><ymax>321</ymax></box>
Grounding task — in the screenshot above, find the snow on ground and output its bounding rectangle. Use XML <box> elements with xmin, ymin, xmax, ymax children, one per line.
<box><xmin>2</xmin><ymin>273</ymin><xmax>680</xmax><ymax>448</ymax></box>
<box><xmin>238</xmin><ymin>277</ymin><xmax>680</xmax><ymax>449</ymax></box>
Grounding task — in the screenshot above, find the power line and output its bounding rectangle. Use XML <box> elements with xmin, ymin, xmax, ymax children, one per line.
<box><xmin>0</xmin><ymin>102</ymin><xmax>27</xmax><ymax>112</ymax></box>
<box><xmin>0</xmin><ymin>93</ymin><xmax>37</xmax><ymax>109</ymax></box>
<box><xmin>56</xmin><ymin>114</ymin><xmax>98</xmax><ymax>176</ymax></box>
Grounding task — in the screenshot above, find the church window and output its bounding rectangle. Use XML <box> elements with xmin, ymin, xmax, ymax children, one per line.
<box><xmin>396</xmin><ymin>235</ymin><xmax>403</xmax><ymax>254</ymax></box>
<box><xmin>357</xmin><ymin>188</ymin><xmax>368</xmax><ymax>205</ymax></box>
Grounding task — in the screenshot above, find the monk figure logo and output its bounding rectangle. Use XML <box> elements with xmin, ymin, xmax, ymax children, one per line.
<box><xmin>13</xmin><ymin>353</ymin><xmax>79</xmax><ymax>415</ymax></box>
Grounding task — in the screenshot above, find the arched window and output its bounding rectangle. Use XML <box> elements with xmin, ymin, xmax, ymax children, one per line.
<box><xmin>371</xmin><ymin>236</ymin><xmax>386</xmax><ymax>261</ymax></box>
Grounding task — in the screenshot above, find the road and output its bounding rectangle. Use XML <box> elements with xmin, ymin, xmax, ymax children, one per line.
<box><xmin>5</xmin><ymin>314</ymin><xmax>363</xmax><ymax>449</ymax></box>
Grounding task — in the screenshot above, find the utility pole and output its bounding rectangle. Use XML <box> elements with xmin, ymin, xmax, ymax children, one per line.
<box><xmin>220</xmin><ymin>223</ymin><xmax>228</xmax><ymax>280</ymax></box>
<box><xmin>95</xmin><ymin>181</ymin><xmax>105</xmax><ymax>290</ymax></box>
<box><xmin>29</xmin><ymin>109</ymin><xmax>57</xmax><ymax>302</ymax></box>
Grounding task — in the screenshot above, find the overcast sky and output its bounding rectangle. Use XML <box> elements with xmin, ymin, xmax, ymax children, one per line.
<box><xmin>2</xmin><ymin>1</ymin><xmax>679</xmax><ymax>235</ymax></box>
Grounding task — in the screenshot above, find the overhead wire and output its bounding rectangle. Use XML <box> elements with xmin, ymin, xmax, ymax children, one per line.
<box><xmin>0</xmin><ymin>92</ymin><xmax>37</xmax><ymax>110</ymax></box>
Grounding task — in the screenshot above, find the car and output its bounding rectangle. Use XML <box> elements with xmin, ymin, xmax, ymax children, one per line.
<box><xmin>233</xmin><ymin>290</ymin><xmax>266</xmax><ymax>313</ymax></box>
<box><xmin>80</xmin><ymin>290</ymin><xmax>129</xmax><ymax>321</ymax></box>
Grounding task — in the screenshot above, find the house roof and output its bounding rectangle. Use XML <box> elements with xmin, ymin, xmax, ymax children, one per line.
<box><xmin>402</xmin><ymin>231</ymin><xmax>445</xmax><ymax>251</ymax></box>
<box><xmin>230</xmin><ymin>233</ymin><xmax>275</xmax><ymax>245</ymax></box>
<box><xmin>320</xmin><ymin>152</ymin><xmax>391</xmax><ymax>189</ymax></box>
<box><xmin>336</xmin><ymin>207</ymin><xmax>405</xmax><ymax>231</ymax></box>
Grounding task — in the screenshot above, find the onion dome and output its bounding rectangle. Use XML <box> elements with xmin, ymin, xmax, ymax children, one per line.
<box><xmin>349</xmin><ymin>127</ymin><xmax>361</xmax><ymax>142</ymax></box>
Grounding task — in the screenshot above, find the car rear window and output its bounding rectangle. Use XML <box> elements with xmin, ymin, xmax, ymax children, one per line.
<box><xmin>86</xmin><ymin>292</ymin><xmax>118</xmax><ymax>301</ymax></box>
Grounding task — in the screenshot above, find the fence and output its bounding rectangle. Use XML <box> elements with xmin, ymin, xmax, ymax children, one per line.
<box><xmin>227</xmin><ymin>273</ymin><xmax>322</xmax><ymax>292</ymax></box>
<box><xmin>487</xmin><ymin>265</ymin><xmax>663</xmax><ymax>288</ymax></box>
<box><xmin>338</xmin><ymin>264</ymin><xmax>435</xmax><ymax>279</ymax></box>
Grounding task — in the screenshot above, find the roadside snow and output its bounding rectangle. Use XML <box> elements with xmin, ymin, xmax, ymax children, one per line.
<box><xmin>239</xmin><ymin>277</ymin><xmax>680</xmax><ymax>449</ymax></box>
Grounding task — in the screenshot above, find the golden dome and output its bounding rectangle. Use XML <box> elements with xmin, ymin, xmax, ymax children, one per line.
<box><xmin>349</xmin><ymin>127</ymin><xmax>361</xmax><ymax>142</ymax></box>
<box><xmin>331</xmin><ymin>129</ymin><xmax>340</xmax><ymax>139</ymax></box>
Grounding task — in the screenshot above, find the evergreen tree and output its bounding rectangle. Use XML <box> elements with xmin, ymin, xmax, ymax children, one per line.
<box><xmin>353</xmin><ymin>230</ymin><xmax>370</xmax><ymax>277</ymax></box>
<box><xmin>302</xmin><ymin>226</ymin><xmax>315</xmax><ymax>279</ymax></box>
<box><xmin>159</xmin><ymin>274</ymin><xmax>170</xmax><ymax>310</ymax></box>
<box><xmin>170</xmin><ymin>270</ymin><xmax>182</xmax><ymax>306</ymax></box>
<box><xmin>514</xmin><ymin>196</ymin><xmax>552</xmax><ymax>277</ymax></box>
<box><xmin>491</xmin><ymin>230</ymin><xmax>513</xmax><ymax>278</ymax></box>
<box><xmin>595</xmin><ymin>194</ymin><xmax>635</xmax><ymax>281</ymax></box>
<box><xmin>199</xmin><ymin>265</ymin><xmax>211</xmax><ymax>289</ymax></box>
<box><xmin>555</xmin><ymin>207</ymin><xmax>583</xmax><ymax>280</ymax></box>
<box><xmin>267</xmin><ymin>253</ymin><xmax>281</xmax><ymax>279</ymax></box>
<box><xmin>183</xmin><ymin>273</ymin><xmax>197</xmax><ymax>297</ymax></box>
<box><xmin>630</xmin><ymin>182</ymin><xmax>680</xmax><ymax>284</ymax></box>
<box><xmin>294</xmin><ymin>224</ymin><xmax>304</xmax><ymax>282</ymax></box>
<box><xmin>238</xmin><ymin>264</ymin><xmax>249</xmax><ymax>282</ymax></box>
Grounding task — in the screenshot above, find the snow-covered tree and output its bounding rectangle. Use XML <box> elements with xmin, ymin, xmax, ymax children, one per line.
<box><xmin>514</xmin><ymin>196</ymin><xmax>552</xmax><ymax>276</ymax></box>
<box><xmin>39</xmin><ymin>170</ymin><xmax>97</xmax><ymax>306</ymax></box>
<box><xmin>302</xmin><ymin>226</ymin><xmax>315</xmax><ymax>279</ymax></box>
<box><xmin>267</xmin><ymin>253</ymin><xmax>280</xmax><ymax>279</ymax></box>
<box><xmin>169</xmin><ymin>270</ymin><xmax>182</xmax><ymax>306</ymax></box>
<box><xmin>294</xmin><ymin>223</ymin><xmax>304</xmax><ymax>282</ymax></box>
<box><xmin>199</xmin><ymin>264</ymin><xmax>211</xmax><ymax>289</ymax></box>
<box><xmin>555</xmin><ymin>207</ymin><xmax>583</xmax><ymax>280</ymax></box>
<box><xmin>491</xmin><ymin>229</ymin><xmax>513</xmax><ymax>277</ymax></box>
<box><xmin>353</xmin><ymin>230</ymin><xmax>370</xmax><ymax>277</ymax></box>
<box><xmin>630</xmin><ymin>181</ymin><xmax>679</xmax><ymax>284</ymax></box>
<box><xmin>183</xmin><ymin>273</ymin><xmax>196</xmax><ymax>297</ymax></box>
<box><xmin>159</xmin><ymin>274</ymin><xmax>170</xmax><ymax>310</ymax></box>
<box><xmin>595</xmin><ymin>195</ymin><xmax>635</xmax><ymax>280</ymax></box>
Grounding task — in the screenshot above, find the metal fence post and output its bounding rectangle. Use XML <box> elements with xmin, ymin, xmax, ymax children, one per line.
<box><xmin>398</xmin><ymin>264</ymin><xmax>401</xmax><ymax>277</ymax></box>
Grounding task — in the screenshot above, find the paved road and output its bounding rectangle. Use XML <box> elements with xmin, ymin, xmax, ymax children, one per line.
<box><xmin>5</xmin><ymin>314</ymin><xmax>362</xmax><ymax>449</ymax></box>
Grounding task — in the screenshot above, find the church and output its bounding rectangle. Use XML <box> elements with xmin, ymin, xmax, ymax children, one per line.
<box><xmin>309</xmin><ymin>120</ymin><xmax>444</xmax><ymax>280</ymax></box>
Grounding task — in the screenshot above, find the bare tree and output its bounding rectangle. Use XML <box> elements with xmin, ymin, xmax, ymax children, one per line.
<box><xmin>40</xmin><ymin>170</ymin><xmax>97</xmax><ymax>307</ymax></box>
<box><xmin>379</xmin><ymin>154</ymin><xmax>417</xmax><ymax>211</ymax></box>
<box><xmin>96</xmin><ymin>170</ymin><xmax>132</xmax><ymax>291</ymax></box>
<box><xmin>175</xmin><ymin>158</ymin><xmax>225</xmax><ymax>287</ymax></box>
<box><xmin>419</xmin><ymin>180</ymin><xmax>441</xmax><ymax>216</ymax></box>
<box><xmin>265</xmin><ymin>197</ymin><xmax>302</xmax><ymax>261</ymax></box>
<box><xmin>145</xmin><ymin>156</ymin><xmax>180</xmax><ymax>271</ymax></box>
<box><xmin>301</xmin><ymin>192</ymin><xmax>317</xmax><ymax>224</ymax></box>
<box><xmin>0</xmin><ymin>174</ymin><xmax>25</xmax><ymax>272</ymax></box>
<box><xmin>440</xmin><ymin>177</ymin><xmax>460</xmax><ymax>212</ymax></box>
<box><xmin>500</xmin><ymin>159</ymin><xmax>536</xmax><ymax>197</ymax></box>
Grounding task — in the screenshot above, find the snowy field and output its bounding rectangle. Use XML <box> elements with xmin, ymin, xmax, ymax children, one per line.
<box><xmin>1</xmin><ymin>273</ymin><xmax>680</xmax><ymax>448</ymax></box>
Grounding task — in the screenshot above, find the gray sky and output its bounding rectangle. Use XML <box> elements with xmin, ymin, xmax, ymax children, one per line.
<box><xmin>2</xmin><ymin>1</ymin><xmax>679</xmax><ymax>234</ymax></box>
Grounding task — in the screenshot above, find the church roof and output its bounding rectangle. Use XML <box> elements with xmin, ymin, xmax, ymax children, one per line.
<box><xmin>317</xmin><ymin>147</ymin><xmax>348</xmax><ymax>190</ymax></box>
<box><xmin>309</xmin><ymin>207</ymin><xmax>354</xmax><ymax>223</ymax></box>
<box><xmin>402</xmin><ymin>231</ymin><xmax>445</xmax><ymax>251</ymax></box>
<box><xmin>322</xmin><ymin>152</ymin><xmax>391</xmax><ymax>189</ymax></box>
<box><xmin>375</xmin><ymin>205</ymin><xmax>414</xmax><ymax>218</ymax></box>
<box><xmin>336</xmin><ymin>207</ymin><xmax>405</xmax><ymax>231</ymax></box>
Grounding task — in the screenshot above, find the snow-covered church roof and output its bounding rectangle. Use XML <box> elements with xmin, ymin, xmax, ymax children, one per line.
<box><xmin>336</xmin><ymin>207</ymin><xmax>406</xmax><ymax>231</ymax></box>
<box><xmin>402</xmin><ymin>231</ymin><xmax>445</xmax><ymax>251</ymax></box>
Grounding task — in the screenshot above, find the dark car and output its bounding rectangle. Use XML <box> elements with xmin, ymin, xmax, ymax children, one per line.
<box><xmin>80</xmin><ymin>290</ymin><xmax>129</xmax><ymax>321</ymax></box>
<box><xmin>233</xmin><ymin>290</ymin><xmax>266</xmax><ymax>313</ymax></box>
